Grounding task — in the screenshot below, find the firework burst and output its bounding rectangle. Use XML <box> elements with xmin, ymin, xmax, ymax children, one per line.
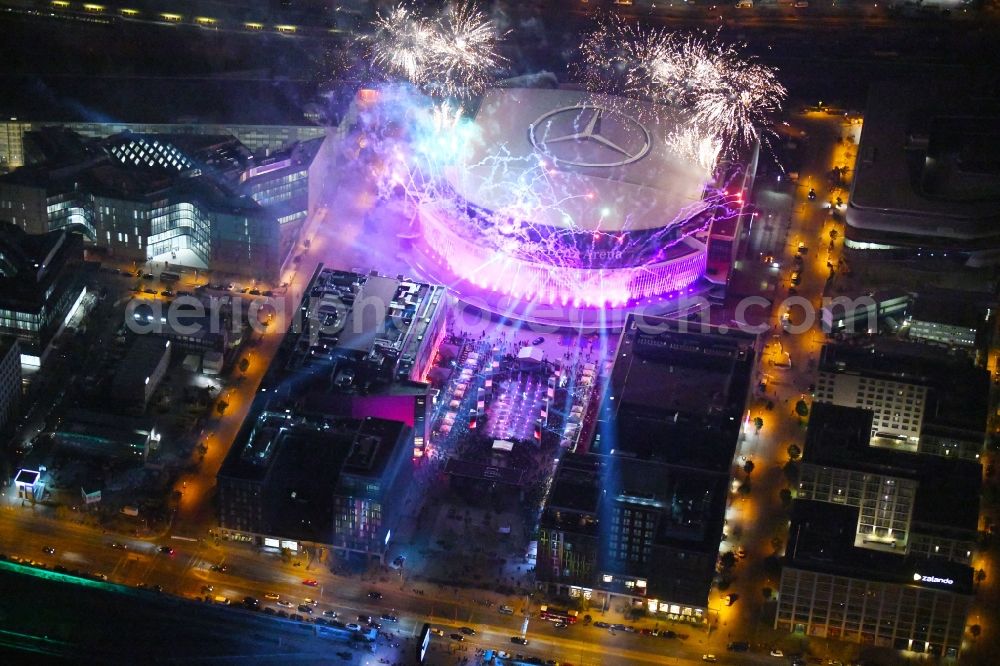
<box><xmin>370</xmin><ymin>2</ymin><xmax>504</xmax><ymax>100</ymax></box>
<box><xmin>577</xmin><ymin>18</ymin><xmax>786</xmax><ymax>164</ymax></box>
<box><xmin>371</xmin><ymin>4</ymin><xmax>437</xmax><ymax>85</ymax></box>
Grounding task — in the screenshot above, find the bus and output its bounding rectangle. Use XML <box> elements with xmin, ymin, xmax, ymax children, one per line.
<box><xmin>538</xmin><ymin>605</ymin><xmax>578</xmax><ymax>624</ymax></box>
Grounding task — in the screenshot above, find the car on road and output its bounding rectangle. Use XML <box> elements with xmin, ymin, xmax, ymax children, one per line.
<box><xmin>143</xmin><ymin>288</ymin><xmax>158</xmax><ymax>295</ymax></box>
<box><xmin>210</xmin><ymin>564</ymin><xmax>228</xmax><ymax>573</ymax></box>
<box><xmin>610</xmin><ymin>624</ymin><xmax>626</xmax><ymax>631</ymax></box>
<box><xmin>303</xmin><ymin>598</ymin><xmax>318</xmax><ymax>606</ymax></box>
<box><xmin>323</xmin><ymin>610</ymin><xmax>338</xmax><ymax>618</ymax></box>
<box><xmin>276</xmin><ymin>600</ymin><xmax>293</xmax><ymax>608</ymax></box>
<box><xmin>109</xmin><ymin>542</ymin><xmax>127</xmax><ymax>550</ymax></box>
<box><xmin>450</xmin><ymin>633</ymin><xmax>465</xmax><ymax>642</ymax></box>
<box><xmin>593</xmin><ymin>621</ymin><xmax>610</xmax><ymax>628</ymax></box>
<box><xmin>430</xmin><ymin>628</ymin><xmax>445</xmax><ymax>637</ymax></box>
<box><xmin>498</xmin><ymin>605</ymin><xmax>514</xmax><ymax>615</ymax></box>
<box><xmin>381</xmin><ymin>613</ymin><xmax>399</xmax><ymax>622</ymax></box>
<box><xmin>357</xmin><ymin>614</ymin><xmax>371</xmax><ymax>624</ymax></box>
<box><xmin>510</xmin><ymin>636</ymin><xmax>529</xmax><ymax>645</ymax></box>
<box><xmin>346</xmin><ymin>623</ymin><xmax>362</xmax><ymax>632</ymax></box>
<box><xmin>297</xmin><ymin>604</ymin><xmax>314</xmax><ymax>614</ymax></box>
<box><xmin>459</xmin><ymin>626</ymin><xmax>475</xmax><ymax>635</ymax></box>
<box><xmin>243</xmin><ymin>597</ymin><xmax>260</xmax><ymax>609</ymax></box>
<box><xmin>264</xmin><ymin>593</ymin><xmax>280</xmax><ymax>600</ymax></box>
<box><xmin>531</xmin><ymin>336</ymin><xmax>545</xmax><ymax>345</ymax></box>
<box><xmin>201</xmin><ymin>585</ymin><xmax>214</xmax><ymax>593</ymax></box>
<box><xmin>367</xmin><ymin>590</ymin><xmax>382</xmax><ymax>600</ymax></box>
<box><xmin>661</xmin><ymin>630</ymin><xmax>677</xmax><ymax>639</ymax></box>
<box><xmin>770</xmin><ymin>649</ymin><xmax>785</xmax><ymax>657</ymax></box>
<box><xmin>727</xmin><ymin>641</ymin><xmax>750</xmax><ymax>651</ymax></box>
<box><xmin>248</xmin><ymin>288</ymin><xmax>261</xmax><ymax>295</ymax></box>
<box><xmin>702</xmin><ymin>656</ymin><xmax>717</xmax><ymax>663</ymax></box>
<box><xmin>807</xmin><ymin>189</ymin><xmax>816</xmax><ymax>201</ymax></box>
<box><xmin>42</xmin><ymin>546</ymin><xmax>55</xmax><ymax>555</ymax></box>
<box><xmin>302</xmin><ymin>579</ymin><xmax>318</xmax><ymax>586</ymax></box>
<box><xmin>553</xmin><ymin>622</ymin><xmax>568</xmax><ymax>629</ymax></box>
<box><xmin>159</xmin><ymin>546</ymin><xmax>174</xmax><ymax>556</ymax></box>
<box><xmin>93</xmin><ymin>573</ymin><xmax>108</xmax><ymax>581</ymax></box>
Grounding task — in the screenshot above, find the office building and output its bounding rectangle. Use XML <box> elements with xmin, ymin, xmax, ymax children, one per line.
<box><xmin>537</xmin><ymin>315</ymin><xmax>755</xmax><ymax>622</ymax></box>
<box><xmin>0</xmin><ymin>222</ymin><xmax>86</xmax><ymax>366</ymax></box>
<box><xmin>904</xmin><ymin>288</ymin><xmax>990</xmax><ymax>352</ymax></box>
<box><xmin>53</xmin><ymin>409</ymin><xmax>160</xmax><ymax>463</ymax></box>
<box><xmin>814</xmin><ymin>341</ymin><xmax>989</xmax><ymax>460</ymax></box>
<box><xmin>0</xmin><ymin>337</ymin><xmax>21</xmax><ymax>433</ymax></box>
<box><xmin>217</xmin><ymin>411</ymin><xmax>411</xmax><ymax>559</ymax></box>
<box><xmin>845</xmin><ymin>80</ymin><xmax>1000</xmax><ymax>267</ymax></box>
<box><xmin>275</xmin><ymin>267</ymin><xmax>448</xmax><ymax>458</ymax></box>
<box><xmin>777</xmin><ymin>403</ymin><xmax>981</xmax><ymax>657</ymax></box>
<box><xmin>111</xmin><ymin>336</ymin><xmax>171</xmax><ymax>412</ymax></box>
<box><xmin>0</xmin><ymin>129</ymin><xmax>323</xmax><ymax>281</ymax></box>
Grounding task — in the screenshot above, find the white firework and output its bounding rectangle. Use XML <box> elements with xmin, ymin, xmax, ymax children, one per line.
<box><xmin>371</xmin><ymin>4</ymin><xmax>437</xmax><ymax>85</ymax></box>
<box><xmin>371</xmin><ymin>2</ymin><xmax>504</xmax><ymax>100</ymax></box>
<box><xmin>578</xmin><ymin>20</ymin><xmax>786</xmax><ymax>163</ymax></box>
<box><xmin>429</xmin><ymin>2</ymin><xmax>506</xmax><ymax>98</ymax></box>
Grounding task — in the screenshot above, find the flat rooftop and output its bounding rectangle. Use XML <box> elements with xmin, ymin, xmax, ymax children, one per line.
<box><xmin>112</xmin><ymin>335</ymin><xmax>170</xmax><ymax>392</ymax></box>
<box><xmin>819</xmin><ymin>341</ymin><xmax>989</xmax><ymax>437</ymax></box>
<box><xmin>288</xmin><ymin>268</ymin><xmax>445</xmax><ymax>390</ymax></box>
<box><xmin>596</xmin><ymin>315</ymin><xmax>755</xmax><ymax>472</ymax></box>
<box><xmin>849</xmin><ymin>80</ymin><xmax>1000</xmax><ymax>236</ymax></box>
<box><xmin>787</xmin><ymin>500</ymin><xmax>974</xmax><ymax>596</ymax></box>
<box><xmin>804</xmin><ymin>403</ymin><xmax>982</xmax><ymax>532</ymax></box>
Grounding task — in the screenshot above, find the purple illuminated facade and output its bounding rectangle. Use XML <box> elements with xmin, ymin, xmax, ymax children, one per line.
<box><xmin>418</xmin><ymin>202</ymin><xmax>709</xmax><ymax>307</ymax></box>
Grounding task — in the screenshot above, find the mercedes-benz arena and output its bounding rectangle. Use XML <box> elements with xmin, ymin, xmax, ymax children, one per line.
<box><xmin>416</xmin><ymin>88</ymin><xmax>718</xmax><ymax>308</ymax></box>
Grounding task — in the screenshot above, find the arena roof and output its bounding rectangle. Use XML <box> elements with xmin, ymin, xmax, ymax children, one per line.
<box><xmin>447</xmin><ymin>88</ymin><xmax>713</xmax><ymax>233</ymax></box>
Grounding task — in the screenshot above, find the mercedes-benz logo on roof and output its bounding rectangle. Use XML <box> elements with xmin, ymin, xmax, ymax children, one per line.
<box><xmin>528</xmin><ymin>105</ymin><xmax>651</xmax><ymax>168</ymax></box>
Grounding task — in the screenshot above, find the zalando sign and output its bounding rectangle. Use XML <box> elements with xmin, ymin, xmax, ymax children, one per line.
<box><xmin>913</xmin><ymin>573</ymin><xmax>954</xmax><ymax>586</ymax></box>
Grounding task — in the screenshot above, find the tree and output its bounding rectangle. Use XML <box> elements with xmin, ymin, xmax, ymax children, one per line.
<box><xmin>779</xmin><ymin>488</ymin><xmax>793</xmax><ymax>508</ymax></box>
<box><xmin>787</xmin><ymin>443</ymin><xmax>802</xmax><ymax>460</ymax></box>
<box><xmin>795</xmin><ymin>400</ymin><xmax>810</xmax><ymax>418</ymax></box>
<box><xmin>753</xmin><ymin>417</ymin><xmax>764</xmax><ymax>433</ymax></box>
<box><xmin>216</xmin><ymin>400</ymin><xmax>229</xmax><ymax>415</ymax></box>
<box><xmin>743</xmin><ymin>459</ymin><xmax>755</xmax><ymax>476</ymax></box>
<box><xmin>976</xmin><ymin>569</ymin><xmax>987</xmax><ymax>585</ymax></box>
<box><xmin>280</xmin><ymin>547</ymin><xmax>293</xmax><ymax>563</ymax></box>
<box><xmin>829</xmin><ymin>228</ymin><xmax>839</xmax><ymax>240</ymax></box>
<box><xmin>970</xmin><ymin>624</ymin><xmax>982</xmax><ymax>639</ymax></box>
<box><xmin>719</xmin><ymin>551</ymin><xmax>737</xmax><ymax>570</ymax></box>
<box><xmin>762</xmin><ymin>587</ymin><xmax>773</xmax><ymax>601</ymax></box>
<box><xmin>238</xmin><ymin>357</ymin><xmax>250</xmax><ymax>374</ymax></box>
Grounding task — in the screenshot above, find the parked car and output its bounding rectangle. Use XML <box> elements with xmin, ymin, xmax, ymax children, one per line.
<box><xmin>450</xmin><ymin>634</ymin><xmax>465</xmax><ymax>642</ymax></box>
<box><xmin>367</xmin><ymin>590</ymin><xmax>382</xmax><ymax>600</ymax></box>
<box><xmin>381</xmin><ymin>613</ymin><xmax>399</xmax><ymax>623</ymax></box>
<box><xmin>459</xmin><ymin>627</ymin><xmax>476</xmax><ymax>635</ymax></box>
<box><xmin>498</xmin><ymin>605</ymin><xmax>514</xmax><ymax>615</ymax></box>
<box><xmin>298</xmin><ymin>604</ymin><xmax>314</xmax><ymax>614</ymax></box>
<box><xmin>346</xmin><ymin>623</ymin><xmax>362</xmax><ymax>632</ymax></box>
<box><xmin>323</xmin><ymin>610</ymin><xmax>338</xmax><ymax>618</ymax></box>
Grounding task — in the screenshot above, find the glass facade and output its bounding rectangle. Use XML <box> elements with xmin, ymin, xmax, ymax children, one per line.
<box><xmin>776</xmin><ymin>568</ymin><xmax>969</xmax><ymax>656</ymax></box>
